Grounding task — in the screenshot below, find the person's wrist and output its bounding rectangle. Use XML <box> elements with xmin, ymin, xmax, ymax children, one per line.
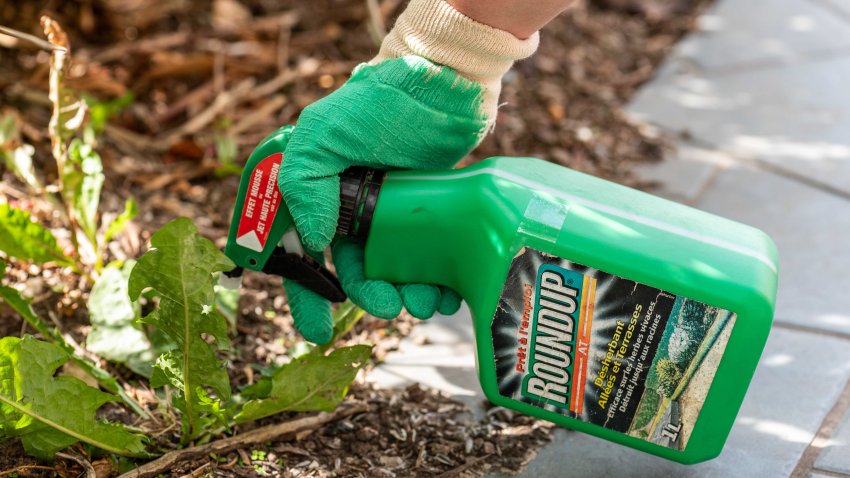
<box><xmin>446</xmin><ymin>0</ymin><xmax>573</xmax><ymax>40</ymax></box>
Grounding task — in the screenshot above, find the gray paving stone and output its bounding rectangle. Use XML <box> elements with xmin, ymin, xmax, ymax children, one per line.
<box><xmin>663</xmin><ymin>0</ymin><xmax>850</xmax><ymax>72</ymax></box>
<box><xmin>629</xmin><ymin>54</ymin><xmax>850</xmax><ymax>196</ymax></box>
<box><xmin>632</xmin><ymin>143</ymin><xmax>732</xmax><ymax>203</ymax></box>
<box><xmin>695</xmin><ymin>164</ymin><xmax>850</xmax><ymax>335</ymax></box>
<box><xmin>489</xmin><ymin>328</ymin><xmax>850</xmax><ymax>478</ymax></box>
<box><xmin>813</xmin><ymin>0</ymin><xmax>850</xmax><ymax>21</ymax></box>
<box><xmin>368</xmin><ymin>304</ymin><xmax>488</xmax><ymax>413</ymax></box>
<box><xmin>816</xmin><ymin>403</ymin><xmax>850</xmax><ymax>474</ymax></box>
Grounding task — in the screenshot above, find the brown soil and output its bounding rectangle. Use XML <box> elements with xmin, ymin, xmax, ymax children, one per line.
<box><xmin>0</xmin><ymin>0</ymin><xmax>711</xmax><ymax>475</ymax></box>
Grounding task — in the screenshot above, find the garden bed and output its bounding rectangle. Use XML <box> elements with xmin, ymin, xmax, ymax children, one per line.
<box><xmin>0</xmin><ymin>0</ymin><xmax>710</xmax><ymax>475</ymax></box>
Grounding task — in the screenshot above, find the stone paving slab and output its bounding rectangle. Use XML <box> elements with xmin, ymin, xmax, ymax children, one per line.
<box><xmin>367</xmin><ymin>304</ymin><xmax>486</xmax><ymax>414</ymax></box>
<box><xmin>631</xmin><ymin>142</ymin><xmax>733</xmax><ymax>203</ymax></box>
<box><xmin>664</xmin><ymin>0</ymin><xmax>850</xmax><ymax>72</ymax></box>
<box><xmin>815</xmin><ymin>404</ymin><xmax>850</xmax><ymax>474</ymax></box>
<box><xmin>490</xmin><ymin>327</ymin><xmax>850</xmax><ymax>478</ymax></box>
<box><xmin>813</xmin><ymin>0</ymin><xmax>850</xmax><ymax>20</ymax></box>
<box><xmin>629</xmin><ymin>54</ymin><xmax>850</xmax><ymax>195</ymax></box>
<box><xmin>694</xmin><ymin>163</ymin><xmax>850</xmax><ymax>335</ymax></box>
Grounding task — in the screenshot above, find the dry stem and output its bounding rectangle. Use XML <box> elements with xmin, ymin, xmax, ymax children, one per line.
<box><xmin>118</xmin><ymin>401</ymin><xmax>370</xmax><ymax>478</ymax></box>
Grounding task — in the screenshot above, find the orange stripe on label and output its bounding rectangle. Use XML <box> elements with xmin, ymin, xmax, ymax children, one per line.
<box><xmin>570</xmin><ymin>276</ymin><xmax>590</xmax><ymax>413</ymax></box>
<box><xmin>571</xmin><ymin>277</ymin><xmax>597</xmax><ymax>415</ymax></box>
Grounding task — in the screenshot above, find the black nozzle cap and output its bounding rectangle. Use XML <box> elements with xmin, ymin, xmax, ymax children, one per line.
<box><xmin>337</xmin><ymin>168</ymin><xmax>385</xmax><ymax>243</ymax></box>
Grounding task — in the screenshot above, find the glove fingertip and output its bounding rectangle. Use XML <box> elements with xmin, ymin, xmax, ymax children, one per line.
<box><xmin>300</xmin><ymin>226</ymin><xmax>334</xmax><ymax>252</ymax></box>
<box><xmin>438</xmin><ymin>287</ymin><xmax>463</xmax><ymax>316</ymax></box>
<box><xmin>399</xmin><ymin>284</ymin><xmax>440</xmax><ymax>320</ymax></box>
<box><xmin>281</xmin><ymin>170</ymin><xmax>341</xmax><ymax>252</ymax></box>
<box><xmin>286</xmin><ymin>281</ymin><xmax>333</xmax><ymax>345</ymax></box>
<box><xmin>300</xmin><ymin>320</ymin><xmax>333</xmax><ymax>345</ymax></box>
<box><xmin>356</xmin><ymin>281</ymin><xmax>403</xmax><ymax>319</ymax></box>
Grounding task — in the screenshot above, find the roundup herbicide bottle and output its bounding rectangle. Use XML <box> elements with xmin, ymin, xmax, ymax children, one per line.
<box><xmin>223</xmin><ymin>126</ymin><xmax>778</xmax><ymax>464</ymax></box>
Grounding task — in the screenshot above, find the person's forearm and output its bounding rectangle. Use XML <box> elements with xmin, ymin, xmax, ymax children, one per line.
<box><xmin>447</xmin><ymin>0</ymin><xmax>574</xmax><ymax>39</ymax></box>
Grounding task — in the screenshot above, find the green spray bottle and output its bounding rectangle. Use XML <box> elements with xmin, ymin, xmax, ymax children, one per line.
<box><xmin>223</xmin><ymin>126</ymin><xmax>778</xmax><ymax>464</ymax></box>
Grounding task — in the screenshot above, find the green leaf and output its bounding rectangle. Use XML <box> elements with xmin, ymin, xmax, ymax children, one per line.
<box><xmin>0</xmin><ymin>263</ymin><xmax>152</xmax><ymax>419</ymax></box>
<box><xmin>104</xmin><ymin>198</ymin><xmax>138</xmax><ymax>243</ymax></box>
<box><xmin>87</xmin><ymin>261</ymin><xmax>154</xmax><ymax>376</ymax></box>
<box><xmin>65</xmin><ymin>139</ymin><xmax>105</xmax><ymax>245</ymax></box>
<box><xmin>0</xmin><ymin>203</ymin><xmax>73</xmax><ymax>266</ymax></box>
<box><xmin>0</xmin><ymin>263</ymin><xmax>53</xmax><ymax>340</ymax></box>
<box><xmin>0</xmin><ymin>335</ymin><xmax>148</xmax><ymax>459</ymax></box>
<box><xmin>214</xmin><ymin>282</ymin><xmax>239</xmax><ymax>334</ymax></box>
<box><xmin>84</xmin><ymin>92</ymin><xmax>134</xmax><ymax>138</ymax></box>
<box><xmin>213</xmin><ymin>128</ymin><xmax>242</xmax><ymax>177</ymax></box>
<box><xmin>0</xmin><ymin>114</ymin><xmax>43</xmax><ymax>193</ymax></box>
<box><xmin>128</xmin><ymin>218</ymin><xmax>235</xmax><ymax>440</ymax></box>
<box><xmin>235</xmin><ymin>345</ymin><xmax>372</xmax><ymax>423</ymax></box>
<box><xmin>328</xmin><ymin>301</ymin><xmax>365</xmax><ymax>347</ymax></box>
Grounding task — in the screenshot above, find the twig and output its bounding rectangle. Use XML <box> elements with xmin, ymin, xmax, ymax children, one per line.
<box><xmin>151</xmin><ymin>420</ymin><xmax>179</xmax><ymax>439</ymax></box>
<box><xmin>159</xmin><ymin>78</ymin><xmax>256</xmax><ymax>145</ymax></box>
<box><xmin>246</xmin><ymin>68</ymin><xmax>300</xmax><ymax>102</ymax></box>
<box><xmin>92</xmin><ymin>31</ymin><xmax>190</xmax><ymax>63</ymax></box>
<box><xmin>277</xmin><ymin>22</ymin><xmax>291</xmax><ymax>72</ymax></box>
<box><xmin>435</xmin><ymin>454</ymin><xmax>492</xmax><ymax>478</ymax></box>
<box><xmin>0</xmin><ymin>25</ymin><xmax>66</xmax><ymax>52</ymax></box>
<box><xmin>227</xmin><ymin>95</ymin><xmax>287</xmax><ymax>136</ymax></box>
<box><xmin>56</xmin><ymin>451</ymin><xmax>96</xmax><ymax>478</ymax></box>
<box><xmin>245</xmin><ymin>60</ymin><xmax>352</xmax><ymax>102</ymax></box>
<box><xmin>249</xmin><ymin>11</ymin><xmax>300</xmax><ymax>34</ymax></box>
<box><xmin>0</xmin><ymin>465</ymin><xmax>56</xmax><ymax>476</ymax></box>
<box><xmin>118</xmin><ymin>402</ymin><xmax>370</xmax><ymax>478</ymax></box>
<box><xmin>153</xmin><ymin>80</ymin><xmax>215</xmax><ymax>124</ymax></box>
<box><xmin>105</xmin><ymin>123</ymin><xmax>165</xmax><ymax>155</ymax></box>
<box><xmin>219</xmin><ymin>456</ymin><xmax>239</xmax><ymax>469</ymax></box>
<box><xmin>179</xmin><ymin>462</ymin><xmax>211</xmax><ymax>478</ymax></box>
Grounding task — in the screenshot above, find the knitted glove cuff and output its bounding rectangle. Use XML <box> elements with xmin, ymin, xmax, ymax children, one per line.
<box><xmin>371</xmin><ymin>0</ymin><xmax>540</xmax><ymax>123</ymax></box>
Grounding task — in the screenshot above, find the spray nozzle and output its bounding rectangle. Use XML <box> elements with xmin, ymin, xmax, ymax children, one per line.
<box><xmin>222</xmin><ymin>125</ymin><xmax>383</xmax><ymax>302</ymax></box>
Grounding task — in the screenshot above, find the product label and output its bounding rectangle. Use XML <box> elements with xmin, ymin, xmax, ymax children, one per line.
<box><xmin>235</xmin><ymin>153</ymin><xmax>283</xmax><ymax>252</ymax></box>
<box><xmin>491</xmin><ymin>247</ymin><xmax>737</xmax><ymax>450</ymax></box>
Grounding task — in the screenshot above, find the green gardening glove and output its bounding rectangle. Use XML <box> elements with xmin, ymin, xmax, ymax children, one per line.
<box><xmin>278</xmin><ymin>56</ymin><xmax>487</xmax><ymax>344</ymax></box>
<box><xmin>276</xmin><ymin>0</ymin><xmax>539</xmax><ymax>344</ymax></box>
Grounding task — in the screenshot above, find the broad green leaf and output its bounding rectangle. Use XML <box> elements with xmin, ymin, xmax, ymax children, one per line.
<box><xmin>104</xmin><ymin>198</ymin><xmax>138</xmax><ymax>243</ymax></box>
<box><xmin>0</xmin><ymin>262</ymin><xmax>151</xmax><ymax>419</ymax></box>
<box><xmin>235</xmin><ymin>345</ymin><xmax>372</xmax><ymax>423</ymax></box>
<box><xmin>0</xmin><ymin>335</ymin><xmax>148</xmax><ymax>459</ymax></box>
<box><xmin>0</xmin><ymin>203</ymin><xmax>73</xmax><ymax>267</ymax></box>
<box><xmin>65</xmin><ymin>139</ymin><xmax>104</xmax><ymax>245</ymax></box>
<box><xmin>87</xmin><ymin>261</ymin><xmax>154</xmax><ymax>377</ymax></box>
<box><xmin>128</xmin><ymin>218</ymin><xmax>235</xmax><ymax>439</ymax></box>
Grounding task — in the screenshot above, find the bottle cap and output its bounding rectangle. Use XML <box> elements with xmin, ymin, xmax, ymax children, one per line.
<box><xmin>337</xmin><ymin>168</ymin><xmax>385</xmax><ymax>242</ymax></box>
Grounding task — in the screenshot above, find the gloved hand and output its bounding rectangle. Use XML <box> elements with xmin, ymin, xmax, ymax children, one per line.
<box><xmin>279</xmin><ymin>0</ymin><xmax>539</xmax><ymax>344</ymax></box>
